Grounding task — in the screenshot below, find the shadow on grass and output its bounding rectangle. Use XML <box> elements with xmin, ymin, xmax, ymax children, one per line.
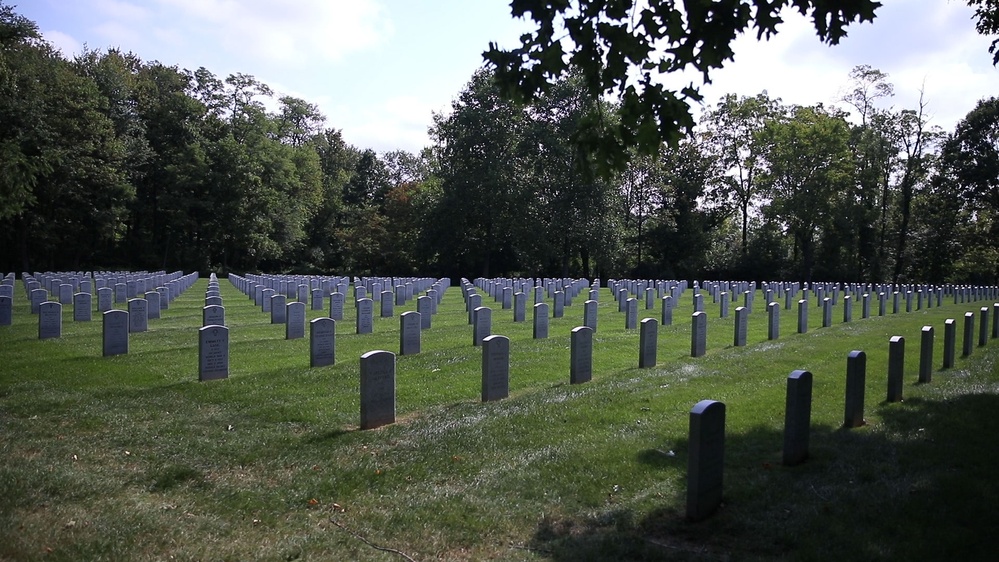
<box><xmin>528</xmin><ymin>393</ymin><xmax>999</xmax><ymax>561</ymax></box>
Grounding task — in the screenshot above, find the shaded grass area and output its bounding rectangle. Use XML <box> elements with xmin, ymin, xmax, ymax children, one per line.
<box><xmin>1</xmin><ymin>280</ymin><xmax>998</xmax><ymax>560</ymax></box>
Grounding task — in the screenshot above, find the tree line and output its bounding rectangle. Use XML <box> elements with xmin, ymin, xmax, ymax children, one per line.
<box><xmin>1</xmin><ymin>3</ymin><xmax>996</xmax><ymax>283</ymax></box>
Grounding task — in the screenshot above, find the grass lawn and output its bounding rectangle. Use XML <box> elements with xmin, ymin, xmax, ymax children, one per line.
<box><xmin>2</xmin><ymin>278</ymin><xmax>998</xmax><ymax>561</ymax></box>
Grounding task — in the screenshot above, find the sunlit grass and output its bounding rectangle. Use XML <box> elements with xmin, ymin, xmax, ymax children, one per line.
<box><xmin>1</xmin><ymin>278</ymin><xmax>997</xmax><ymax>560</ymax></box>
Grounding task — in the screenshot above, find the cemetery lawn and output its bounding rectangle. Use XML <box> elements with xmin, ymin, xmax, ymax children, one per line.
<box><xmin>2</xmin><ymin>281</ymin><xmax>999</xmax><ymax>561</ymax></box>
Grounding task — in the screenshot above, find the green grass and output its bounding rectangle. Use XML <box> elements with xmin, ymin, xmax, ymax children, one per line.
<box><xmin>2</xmin><ymin>279</ymin><xmax>998</xmax><ymax>561</ymax></box>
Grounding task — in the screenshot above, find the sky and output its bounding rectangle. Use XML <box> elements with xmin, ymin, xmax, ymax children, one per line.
<box><xmin>13</xmin><ymin>0</ymin><xmax>999</xmax><ymax>155</ymax></box>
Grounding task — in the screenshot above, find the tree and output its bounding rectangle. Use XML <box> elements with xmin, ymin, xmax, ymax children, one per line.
<box><xmin>0</xmin><ymin>4</ymin><xmax>47</xmax><ymax>222</ymax></box>
<box><xmin>935</xmin><ymin>96</ymin><xmax>999</xmax><ymax>282</ymax></box>
<box><xmin>702</xmin><ymin>92</ymin><xmax>782</xmax><ymax>255</ymax></box>
<box><xmin>646</xmin><ymin>139</ymin><xmax>721</xmax><ymax>279</ymax></box>
<box><xmin>485</xmin><ymin>0</ymin><xmax>881</xmax><ymax>173</ymax></box>
<box><xmin>525</xmin><ymin>71</ymin><xmax>618</xmax><ymax>276</ymax></box>
<box><xmin>426</xmin><ymin>68</ymin><xmax>530</xmax><ymax>277</ymax></box>
<box><xmin>758</xmin><ymin>105</ymin><xmax>854</xmax><ymax>282</ymax></box>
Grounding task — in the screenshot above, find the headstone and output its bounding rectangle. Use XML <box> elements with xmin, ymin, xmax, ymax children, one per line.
<box><xmin>205</xmin><ymin>296</ymin><xmax>222</xmax><ymax>308</ymax></box>
<box><xmin>481</xmin><ymin>335</ymin><xmax>510</xmax><ymax>402</ymax></box>
<box><xmin>887</xmin><ymin>336</ymin><xmax>904</xmax><ymax>403</ymax></box>
<box><xmin>356</xmin><ymin>298</ymin><xmax>374</xmax><ymax>334</ymax></box>
<box><xmin>553</xmin><ymin>291</ymin><xmax>565</xmax><ymax>318</ymax></box>
<box><xmin>797</xmin><ymin>300</ymin><xmax>808</xmax><ymax>334</ymax></box>
<box><xmin>380</xmin><ymin>291</ymin><xmax>394</xmax><ymax>317</ymax></box>
<box><xmin>467</xmin><ymin>294</ymin><xmax>482</xmax><ymax>324</ymax></box>
<box><xmin>862</xmin><ymin>294</ymin><xmax>870</xmax><ymax>319</ymax></box>
<box><xmin>114</xmin><ymin>283</ymin><xmax>127</xmax><ymax>304</ymax></box>
<box><xmin>979</xmin><ymin>307</ymin><xmax>989</xmax><ymax>347</ymax></box>
<box><xmin>58</xmin><ymin>283</ymin><xmax>72</xmax><ymax>305</ymax></box>
<box><xmin>157</xmin><ymin>287</ymin><xmax>169</xmax><ymax>310</ymax></box>
<box><xmin>73</xmin><ymin>292</ymin><xmax>92</xmax><ymax>322</ymax></box>
<box><xmin>261</xmin><ymin>289</ymin><xmax>275</xmax><ymax>312</ymax></box>
<box><xmin>102</xmin><ymin>309</ymin><xmax>128</xmax><ymax>356</ymax></box>
<box><xmin>919</xmin><ymin>326</ymin><xmax>934</xmax><ymax>384</ymax></box>
<box><xmin>513</xmin><ymin>292</ymin><xmax>526</xmax><ymax>322</ymax></box>
<box><xmin>330</xmin><ymin>292</ymin><xmax>345</xmax><ymax>321</ymax></box>
<box><xmin>570</xmin><ymin>326</ymin><xmax>593</xmax><ymax>384</ymax></box>
<box><xmin>844</xmin><ymin>350</ymin><xmax>866</xmax><ymax>428</ymax></box>
<box><xmin>311</xmin><ymin>289</ymin><xmax>324</xmax><ymax>311</ymax></box>
<box><xmin>843</xmin><ymin>295</ymin><xmax>852</xmax><ymax>323</ymax></box>
<box><xmin>0</xmin><ymin>295</ymin><xmax>10</xmax><ymax>326</ymax></box>
<box><xmin>146</xmin><ymin>291</ymin><xmax>161</xmax><ymax>319</ymax></box>
<box><xmin>691</xmin><ymin>312</ymin><xmax>707</xmax><ymax>358</ymax></box>
<box><xmin>286</xmin><ymin>301</ymin><xmax>306</xmax><ymax>339</ymax></box>
<box><xmin>270</xmin><ymin>294</ymin><xmax>287</xmax><ymax>324</ymax></box>
<box><xmin>767</xmin><ymin>302</ymin><xmax>780</xmax><ymax>340</ymax></box>
<box><xmin>878</xmin><ymin>293</ymin><xmax>887</xmax><ymax>316</ymax></box>
<box><xmin>309</xmin><ymin>317</ymin><xmax>336</xmax><ymax>367</ymax></box>
<box><xmin>963</xmin><ymin>312</ymin><xmax>975</xmax><ymax>357</ymax></box>
<box><xmin>359</xmin><ymin>350</ymin><xmax>396</xmax><ymax>430</ymax></box>
<box><xmin>203</xmin><ymin>304</ymin><xmax>225</xmax><ymax>327</ymax></box>
<box><xmin>821</xmin><ymin>298</ymin><xmax>832</xmax><ymax>328</ymax></box>
<box><xmin>95</xmin><ymin>287</ymin><xmax>112</xmax><ymax>313</ymax></box>
<box><xmin>625</xmin><ymin>298</ymin><xmax>638</xmax><ymax>330</ymax></box>
<box><xmin>943</xmin><ymin>319</ymin><xmax>956</xmax><ymax>369</ymax></box>
<box><xmin>994</xmin><ymin>303</ymin><xmax>999</xmax><ymax>339</ymax></box>
<box><xmin>686</xmin><ymin>399</ymin><xmax>725</xmax><ymax>521</ymax></box>
<box><xmin>583</xmin><ymin>299</ymin><xmax>598</xmax><ymax>332</ymax></box>
<box><xmin>694</xmin><ymin>293</ymin><xmax>704</xmax><ymax>313</ymax></box>
<box><xmin>782</xmin><ymin>371</ymin><xmax>812</xmax><ymax>466</ymax></box>
<box><xmin>661</xmin><ymin>296</ymin><xmax>673</xmax><ymax>326</ymax></box>
<box><xmin>473</xmin><ymin>306</ymin><xmax>492</xmax><ymax>346</ymax></box>
<box><xmin>31</xmin><ymin>288</ymin><xmax>47</xmax><ymax>314</ymax></box>
<box><xmin>734</xmin><ymin>306</ymin><xmax>748</xmax><ymax>347</ymax></box>
<box><xmin>128</xmin><ymin>298</ymin><xmax>148</xmax><ymax>333</ymax></box>
<box><xmin>639</xmin><ymin>318</ymin><xmax>658</xmax><ymax>368</ymax></box>
<box><xmin>198</xmin><ymin>325</ymin><xmax>229</xmax><ymax>381</ymax></box>
<box><xmin>719</xmin><ymin>293</ymin><xmax>729</xmax><ymax>318</ymax></box>
<box><xmin>533</xmin><ymin>303</ymin><xmax>549</xmax><ymax>339</ymax></box>
<box><xmin>399</xmin><ymin>311</ymin><xmax>421</xmax><ymax>355</ymax></box>
<box><xmin>502</xmin><ymin>287</ymin><xmax>512</xmax><ymax>310</ymax></box>
<box><xmin>417</xmin><ymin>296</ymin><xmax>432</xmax><ymax>329</ymax></box>
<box><xmin>38</xmin><ymin>301</ymin><xmax>62</xmax><ymax>339</ymax></box>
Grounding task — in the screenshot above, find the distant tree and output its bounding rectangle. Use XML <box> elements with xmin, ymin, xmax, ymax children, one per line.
<box><xmin>758</xmin><ymin>105</ymin><xmax>854</xmax><ymax>282</ymax></box>
<box><xmin>702</xmin><ymin>92</ymin><xmax>782</xmax><ymax>255</ymax></box>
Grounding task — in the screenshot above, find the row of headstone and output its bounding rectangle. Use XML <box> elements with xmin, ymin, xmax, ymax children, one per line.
<box><xmin>30</xmin><ymin>271</ymin><xmax>198</xmax><ymax>341</ymax></box>
<box><xmin>689</xmin><ymin>311</ymin><xmax>999</xmax><ymax>521</ymax></box>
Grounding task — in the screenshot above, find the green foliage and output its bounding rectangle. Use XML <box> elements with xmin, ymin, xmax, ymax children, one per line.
<box><xmin>1</xmin><ymin>3</ymin><xmax>997</xmax><ymax>283</ymax></box>
<box><xmin>758</xmin><ymin>104</ymin><xmax>855</xmax><ymax>281</ymax></box>
<box><xmin>485</xmin><ymin>0</ymin><xmax>881</xmax><ymax>174</ymax></box>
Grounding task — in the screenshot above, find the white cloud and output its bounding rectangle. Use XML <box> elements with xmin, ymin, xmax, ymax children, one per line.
<box><xmin>92</xmin><ymin>0</ymin><xmax>152</xmax><ymax>22</ymax></box>
<box><xmin>156</xmin><ymin>0</ymin><xmax>394</xmax><ymax>64</ymax></box>
<box><xmin>43</xmin><ymin>30</ymin><xmax>83</xmax><ymax>57</ymax></box>
<box><xmin>92</xmin><ymin>20</ymin><xmax>145</xmax><ymax>49</ymax></box>
<box><xmin>331</xmin><ymin>95</ymin><xmax>439</xmax><ymax>154</ymax></box>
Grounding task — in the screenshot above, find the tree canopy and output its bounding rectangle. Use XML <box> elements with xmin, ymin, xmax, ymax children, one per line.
<box><xmin>484</xmin><ymin>0</ymin><xmax>998</xmax><ymax>173</ymax></box>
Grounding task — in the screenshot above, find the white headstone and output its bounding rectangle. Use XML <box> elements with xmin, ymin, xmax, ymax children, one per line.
<box><xmin>310</xmin><ymin>317</ymin><xmax>336</xmax><ymax>367</ymax></box>
<box><xmin>73</xmin><ymin>292</ymin><xmax>92</xmax><ymax>322</ymax></box>
<box><xmin>128</xmin><ymin>298</ymin><xmax>148</xmax><ymax>333</ymax></box>
<box><xmin>38</xmin><ymin>301</ymin><xmax>61</xmax><ymax>339</ymax></box>
<box><xmin>198</xmin><ymin>325</ymin><xmax>229</xmax><ymax>381</ymax></box>
<box><xmin>102</xmin><ymin>309</ymin><xmax>129</xmax><ymax>356</ymax></box>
